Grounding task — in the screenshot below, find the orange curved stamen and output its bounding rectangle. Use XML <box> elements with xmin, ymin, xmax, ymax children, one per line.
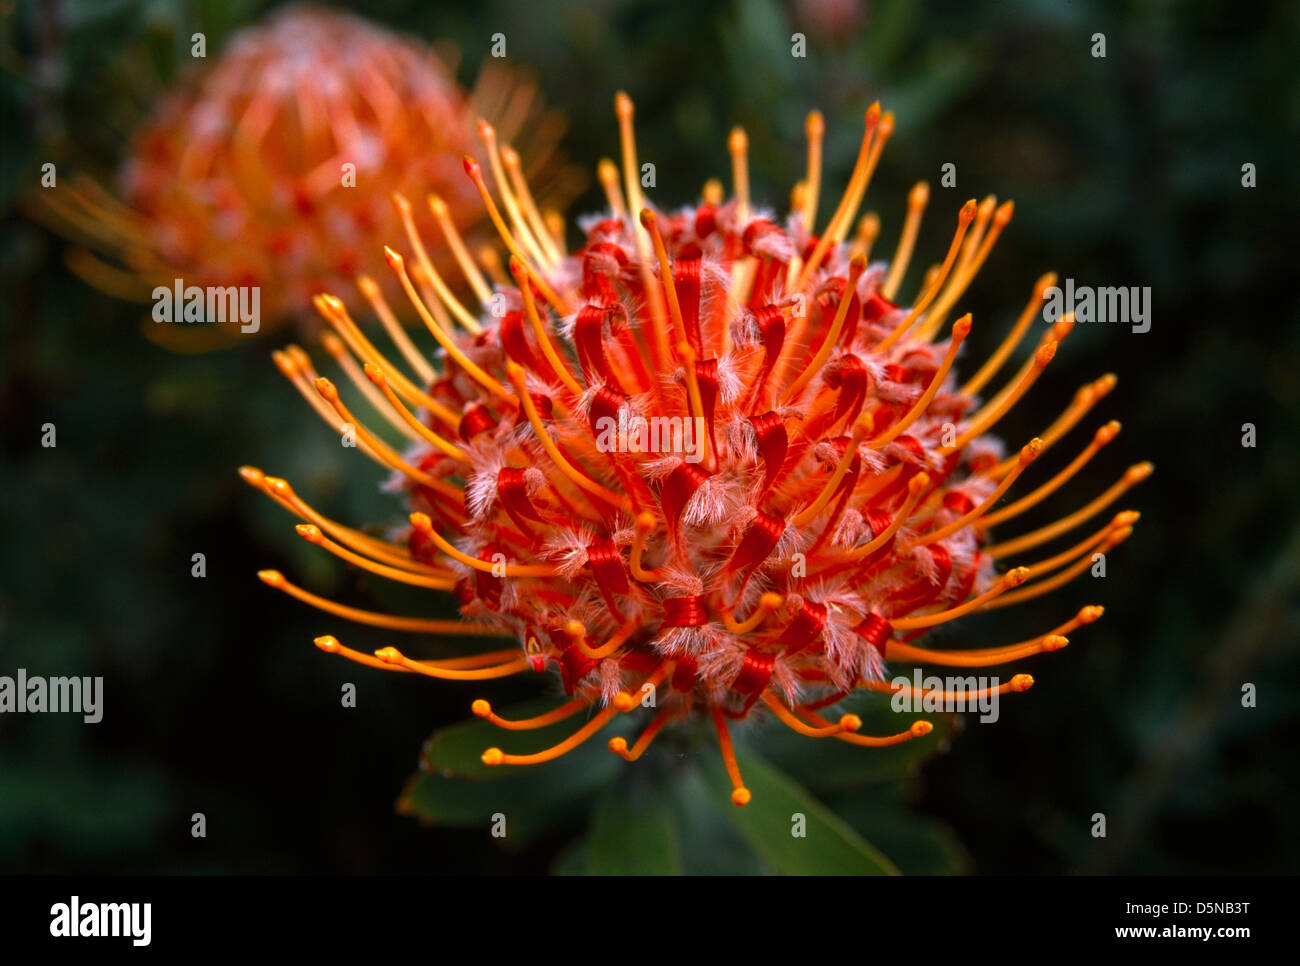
<box><xmin>392</xmin><ymin>192</ymin><xmax>482</xmax><ymax>334</ymax></box>
<box><xmin>711</xmin><ymin>705</ymin><xmax>751</xmax><ymax>806</ymax></box>
<box><xmin>472</xmin><ymin>696</ymin><xmax>592</xmax><ymax>731</ymax></box>
<box><xmin>258</xmin><ymin>569</ymin><xmax>502</xmax><ymax>635</ymax></box>
<box><xmin>985</xmin><ymin>463</ymin><xmax>1152</xmax><ymax>559</ymax></box>
<box><xmin>986</xmin><ymin>526</ymin><xmax>1134</xmax><ymax>610</ymax></box>
<box><xmin>296</xmin><ymin>524</ymin><xmax>456</xmax><ymax>590</ymax></box>
<box><xmin>721</xmin><ymin>593</ymin><xmax>784</xmax><ymax>634</ymax></box>
<box><xmin>881</xmin><ymin>181</ymin><xmax>928</xmax><ymax>300</ymax></box>
<box><xmin>876</xmin><ymin>199</ymin><xmax>977</xmax><ymax>352</ymax></box>
<box><xmin>362</xmin><ymin>364</ymin><xmax>469</xmax><ymax>464</ymax></box>
<box><xmin>508</xmin><ymin>256</ymin><xmax>585</xmax><ymax>396</ymax></box>
<box><xmin>912</xmin><ymin>438</ymin><xmax>1042</xmax><ymax>546</ymax></box>
<box><xmin>482</xmin><ymin>702</ymin><xmax>621</xmax><ymax>766</ymax></box>
<box><xmin>506</xmin><ymin>362</ymin><xmax>633</xmax><ymax>513</ymax></box>
<box><xmin>869</xmin><ymin>314</ymin><xmax>973</xmax><ymax>449</ymax></box>
<box><xmin>959</xmin><ymin>271</ymin><xmax>1056</xmax><ymax>397</ymax></box>
<box><xmin>890</xmin><ymin>567</ymin><xmax>1031</xmax><ymax>629</ymax></box>
<box><xmin>762</xmin><ymin>692</ymin><xmax>860</xmax><ymax>737</ymax></box>
<box><xmin>609</xmin><ymin>705</ymin><xmax>675</xmax><ymax>762</ymax></box>
<box><xmin>407</xmin><ymin>511</ymin><xmax>560</xmax><ymax>578</ymax></box>
<box><xmin>980</xmin><ymin>421</ymin><xmax>1120</xmax><ymax>529</ymax></box>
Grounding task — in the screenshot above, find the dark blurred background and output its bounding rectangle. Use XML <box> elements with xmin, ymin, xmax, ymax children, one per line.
<box><xmin>2</xmin><ymin>0</ymin><xmax>1297</xmax><ymax>874</ymax></box>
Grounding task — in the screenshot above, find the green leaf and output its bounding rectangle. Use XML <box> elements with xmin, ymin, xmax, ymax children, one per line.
<box><xmin>586</xmin><ymin>768</ymin><xmax>682</xmax><ymax>875</ymax></box>
<box><xmin>398</xmin><ymin>745</ymin><xmax>618</xmax><ymax>849</ymax></box>
<box><xmin>827</xmin><ymin>783</ymin><xmax>970</xmax><ymax>875</ymax></box>
<box><xmin>700</xmin><ymin>749</ymin><xmax>899</xmax><ymax>875</ymax></box>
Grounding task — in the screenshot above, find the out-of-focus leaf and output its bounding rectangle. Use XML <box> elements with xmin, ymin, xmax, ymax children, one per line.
<box><xmin>398</xmin><ymin>744</ymin><xmax>619</xmax><ymax>849</ymax></box>
<box><xmin>827</xmin><ymin>783</ymin><xmax>970</xmax><ymax>875</ymax></box>
<box><xmin>586</xmin><ymin>768</ymin><xmax>681</xmax><ymax>875</ymax></box>
<box><xmin>669</xmin><ymin>757</ymin><xmax>767</xmax><ymax>875</ymax></box>
<box><xmin>700</xmin><ymin>749</ymin><xmax>899</xmax><ymax>875</ymax></box>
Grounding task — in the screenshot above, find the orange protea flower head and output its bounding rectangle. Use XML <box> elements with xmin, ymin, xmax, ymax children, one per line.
<box><xmin>42</xmin><ymin>4</ymin><xmax>572</xmax><ymax>341</ymax></box>
<box><xmin>246</xmin><ymin>94</ymin><xmax>1149</xmax><ymax>806</ymax></box>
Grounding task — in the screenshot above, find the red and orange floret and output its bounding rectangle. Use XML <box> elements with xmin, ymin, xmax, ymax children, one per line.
<box><xmin>245</xmin><ymin>94</ymin><xmax>1149</xmax><ymax>806</ymax></box>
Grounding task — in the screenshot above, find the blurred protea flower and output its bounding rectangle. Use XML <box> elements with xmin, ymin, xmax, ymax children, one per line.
<box><xmin>246</xmin><ymin>94</ymin><xmax>1149</xmax><ymax>805</ymax></box>
<box><xmin>38</xmin><ymin>4</ymin><xmax>575</xmax><ymax>347</ymax></box>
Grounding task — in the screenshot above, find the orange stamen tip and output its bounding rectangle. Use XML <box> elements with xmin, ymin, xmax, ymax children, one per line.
<box><xmin>909</xmin><ymin>181</ymin><xmax>929</xmax><ymax>205</ymax></box>
<box><xmin>728</xmin><ymin>127</ymin><xmax>748</xmax><ymax>151</ymax></box>
<box><xmin>731</xmin><ymin>787</ymin><xmax>752</xmax><ymax>807</ymax></box>
<box><xmin>639</xmin><ymin>208</ymin><xmax>656</xmax><ymax>228</ymax></box>
<box><xmin>635</xmin><ymin>511</ymin><xmax>656</xmax><ymax>530</ymax></box>
<box><xmin>1011</xmin><ymin>673</ymin><xmax>1035</xmax><ymax>691</ymax></box>
<box><xmin>960</xmin><ymin>198</ymin><xmax>978</xmax><ymax>219</ymax></box>
<box><xmin>1007</xmin><ymin>566</ymin><xmax>1032</xmax><ymax>586</ymax></box>
<box><xmin>806</xmin><ymin>110</ymin><xmax>824</xmax><ymax>135</ymax></box>
<box><xmin>1114</xmin><ymin>510</ymin><xmax>1141</xmax><ymax>527</ymax></box>
<box><xmin>908</xmin><ymin>471</ymin><xmax>932</xmax><ymax>493</ymax></box>
<box><xmin>375</xmin><ymin>646</ymin><xmax>403</xmax><ymax>664</ymax></box>
<box><xmin>614</xmin><ymin>91</ymin><xmax>633</xmax><ymax>117</ymax></box>
<box><xmin>272</xmin><ymin>350</ymin><xmax>296</xmax><ymax>376</ymax></box>
<box><xmin>613</xmin><ymin>692</ymin><xmax>637</xmax><ymax>712</ymax></box>
<box><xmin>428</xmin><ymin>194</ymin><xmax>447</xmax><ymax>216</ymax></box>
<box><xmin>1097</xmin><ymin>420</ymin><xmax>1122</xmax><ymax>443</ymax></box>
<box><xmin>390</xmin><ymin>191</ymin><xmax>411</xmax><ymax>213</ymax></box>
<box><xmin>265</xmin><ymin>477</ymin><xmax>290</xmax><ymax>495</ymax></box>
<box><xmin>256</xmin><ymin>569</ymin><xmax>283</xmax><ymax>586</ymax></box>
<box><xmin>382</xmin><ymin>246</ymin><xmax>403</xmax><ymax>267</ymax></box>
<box><xmin>865</xmin><ymin>101</ymin><xmax>881</xmax><ymax>122</ymax></box>
<box><xmin>314</xmin><ymin>635</ymin><xmax>340</xmax><ymax>653</ymax></box>
<box><xmin>759</xmin><ymin>592</ymin><xmax>784</xmax><ymax>611</ymax></box>
<box><xmin>507</xmin><ymin>255</ymin><xmax>526</xmax><ymax>278</ymax></box>
<box><xmin>1095</xmin><ymin>373</ymin><xmax>1118</xmax><ymax>394</ymax></box>
<box><xmin>471</xmin><ymin>699</ymin><xmax>491</xmax><ymax>717</ymax></box>
<box><xmin>952</xmin><ymin>313</ymin><xmax>973</xmax><ymax>338</ymax></box>
<box><xmin>839</xmin><ymin>714</ymin><xmax>862</xmax><ymax>732</ymax></box>
<box><xmin>1043</xmin><ymin>635</ymin><xmax>1069</xmax><ymax>651</ymax></box>
<box><xmin>608</xmin><ymin>737</ymin><xmax>628</xmax><ymax>753</ymax></box>
<box><xmin>1021</xmin><ymin>437</ymin><xmax>1045</xmax><ymax>462</ymax></box>
<box><xmin>994</xmin><ymin>200</ymin><xmax>1015</xmax><ymax>224</ymax></box>
<box><xmin>1128</xmin><ymin>462</ymin><xmax>1155</xmax><ymax>482</ymax></box>
<box><xmin>238</xmin><ymin>465</ymin><xmax>264</xmax><ymax>485</ymax></box>
<box><xmin>476</xmin><ymin>118</ymin><xmax>495</xmax><ymax>138</ymax></box>
<box><xmin>1035</xmin><ymin>341</ymin><xmax>1058</xmax><ymax>366</ymax></box>
<box><xmin>911</xmin><ymin>720</ymin><xmax>934</xmax><ymax>737</ymax></box>
<box><xmin>1080</xmin><ymin>604</ymin><xmax>1105</xmax><ymax>623</ymax></box>
<box><xmin>848</xmin><ymin>251</ymin><xmax>869</xmax><ymax>272</ymax></box>
<box><xmin>313</xmin><ymin>376</ymin><xmax>337</xmax><ymax>399</ymax></box>
<box><xmin>409</xmin><ymin>511</ymin><xmax>432</xmax><ymax>529</ymax></box>
<box><xmin>462</xmin><ymin>156</ymin><xmax>482</xmax><ymax>180</ymax></box>
<box><xmin>878</xmin><ymin>112</ymin><xmax>896</xmax><ymax>134</ymax></box>
<box><xmin>481</xmin><ymin>748</ymin><xmax>505</xmax><ymax>766</ymax></box>
<box><xmin>295</xmin><ymin>523</ymin><xmax>321</xmax><ymax>541</ymax></box>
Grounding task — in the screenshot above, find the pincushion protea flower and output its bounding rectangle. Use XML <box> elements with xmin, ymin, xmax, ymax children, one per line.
<box><xmin>39</xmin><ymin>4</ymin><xmax>573</xmax><ymax>342</ymax></box>
<box><xmin>245</xmin><ymin>93</ymin><xmax>1149</xmax><ymax>806</ymax></box>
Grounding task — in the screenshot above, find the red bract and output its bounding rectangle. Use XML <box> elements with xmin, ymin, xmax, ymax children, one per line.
<box><xmin>247</xmin><ymin>94</ymin><xmax>1149</xmax><ymax>804</ymax></box>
